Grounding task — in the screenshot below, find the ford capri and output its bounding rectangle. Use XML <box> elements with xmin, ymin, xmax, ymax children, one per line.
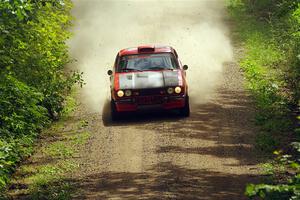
<box><xmin>107</xmin><ymin>45</ymin><xmax>190</xmax><ymax>120</ymax></box>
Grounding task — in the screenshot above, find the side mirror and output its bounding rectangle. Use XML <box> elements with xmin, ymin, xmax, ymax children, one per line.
<box><xmin>107</xmin><ymin>70</ymin><xmax>113</xmax><ymax>76</ymax></box>
<box><xmin>183</xmin><ymin>65</ymin><xmax>188</xmax><ymax>70</ymax></box>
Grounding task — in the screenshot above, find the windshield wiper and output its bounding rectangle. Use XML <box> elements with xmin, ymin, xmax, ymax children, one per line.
<box><xmin>149</xmin><ymin>67</ymin><xmax>174</xmax><ymax>70</ymax></box>
<box><xmin>123</xmin><ymin>68</ymin><xmax>142</xmax><ymax>72</ymax></box>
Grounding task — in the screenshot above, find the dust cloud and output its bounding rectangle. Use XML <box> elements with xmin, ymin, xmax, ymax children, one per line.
<box><xmin>68</xmin><ymin>0</ymin><xmax>233</xmax><ymax>113</ymax></box>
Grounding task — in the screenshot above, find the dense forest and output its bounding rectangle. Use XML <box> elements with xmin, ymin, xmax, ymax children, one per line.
<box><xmin>228</xmin><ymin>0</ymin><xmax>300</xmax><ymax>199</ymax></box>
<box><xmin>0</xmin><ymin>0</ymin><xmax>82</xmax><ymax>191</ymax></box>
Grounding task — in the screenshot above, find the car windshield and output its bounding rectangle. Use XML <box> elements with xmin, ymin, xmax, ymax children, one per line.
<box><xmin>117</xmin><ymin>53</ymin><xmax>178</xmax><ymax>72</ymax></box>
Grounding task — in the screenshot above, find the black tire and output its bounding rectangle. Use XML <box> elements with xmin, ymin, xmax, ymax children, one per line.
<box><xmin>111</xmin><ymin>100</ymin><xmax>120</xmax><ymax>121</ymax></box>
<box><xmin>179</xmin><ymin>96</ymin><xmax>190</xmax><ymax>117</ymax></box>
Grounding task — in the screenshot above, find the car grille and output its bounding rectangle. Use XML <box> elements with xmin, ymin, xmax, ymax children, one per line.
<box><xmin>135</xmin><ymin>88</ymin><xmax>164</xmax><ymax>96</ymax></box>
<box><xmin>136</xmin><ymin>96</ymin><xmax>163</xmax><ymax>105</ymax></box>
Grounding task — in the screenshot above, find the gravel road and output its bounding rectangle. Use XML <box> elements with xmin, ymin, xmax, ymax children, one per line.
<box><xmin>68</xmin><ymin>0</ymin><xmax>263</xmax><ymax>199</ymax></box>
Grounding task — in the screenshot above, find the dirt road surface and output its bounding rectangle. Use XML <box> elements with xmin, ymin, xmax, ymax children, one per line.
<box><xmin>68</xmin><ymin>0</ymin><xmax>263</xmax><ymax>199</ymax></box>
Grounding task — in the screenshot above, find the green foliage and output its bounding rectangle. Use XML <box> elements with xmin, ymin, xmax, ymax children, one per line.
<box><xmin>0</xmin><ymin>0</ymin><xmax>84</xmax><ymax>117</ymax></box>
<box><xmin>0</xmin><ymin>75</ymin><xmax>49</xmax><ymax>189</ymax></box>
<box><xmin>6</xmin><ymin>126</ymin><xmax>90</xmax><ymax>199</ymax></box>
<box><xmin>0</xmin><ymin>0</ymin><xmax>82</xmax><ymax>192</ymax></box>
<box><xmin>0</xmin><ymin>75</ymin><xmax>49</xmax><ymax>137</ymax></box>
<box><xmin>43</xmin><ymin>131</ymin><xmax>90</xmax><ymax>159</ymax></box>
<box><xmin>30</xmin><ymin>180</ymin><xmax>74</xmax><ymax>200</ymax></box>
<box><xmin>245</xmin><ymin>183</ymin><xmax>293</xmax><ymax>200</ymax></box>
<box><xmin>21</xmin><ymin>162</ymin><xmax>77</xmax><ymax>200</ymax></box>
<box><xmin>233</xmin><ymin>16</ymin><xmax>292</xmax><ymax>136</ymax></box>
<box><xmin>227</xmin><ymin>0</ymin><xmax>300</xmax><ymax>199</ymax></box>
<box><xmin>44</xmin><ymin>141</ymin><xmax>75</xmax><ymax>159</ymax></box>
<box><xmin>27</xmin><ymin>130</ymin><xmax>90</xmax><ymax>199</ymax></box>
<box><xmin>228</xmin><ymin>0</ymin><xmax>299</xmax><ymax>146</ymax></box>
<box><xmin>245</xmin><ymin>143</ymin><xmax>300</xmax><ymax>199</ymax></box>
<box><xmin>61</xmin><ymin>89</ymin><xmax>78</xmax><ymax>117</ymax></box>
<box><xmin>69</xmin><ymin>131</ymin><xmax>90</xmax><ymax>145</ymax></box>
<box><xmin>255</xmin><ymin>132</ymin><xmax>278</xmax><ymax>152</ymax></box>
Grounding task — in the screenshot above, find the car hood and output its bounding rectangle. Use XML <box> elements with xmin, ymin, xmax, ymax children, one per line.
<box><xmin>116</xmin><ymin>70</ymin><xmax>183</xmax><ymax>90</ymax></box>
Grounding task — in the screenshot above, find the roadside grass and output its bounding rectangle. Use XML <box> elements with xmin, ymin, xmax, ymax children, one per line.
<box><xmin>61</xmin><ymin>94</ymin><xmax>78</xmax><ymax>118</ymax></box>
<box><xmin>44</xmin><ymin>141</ymin><xmax>75</xmax><ymax>159</ymax></box>
<box><xmin>227</xmin><ymin>3</ymin><xmax>293</xmax><ymax>153</ymax></box>
<box><xmin>24</xmin><ymin>160</ymin><xmax>79</xmax><ymax>200</ymax></box>
<box><xmin>2</xmin><ymin>93</ymin><xmax>91</xmax><ymax>200</ymax></box>
<box><xmin>227</xmin><ymin>1</ymin><xmax>300</xmax><ymax>199</ymax></box>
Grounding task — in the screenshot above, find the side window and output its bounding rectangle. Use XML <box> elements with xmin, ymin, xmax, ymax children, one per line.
<box><xmin>174</xmin><ymin>50</ymin><xmax>178</xmax><ymax>58</ymax></box>
<box><xmin>172</xmin><ymin>51</ymin><xmax>181</xmax><ymax>68</ymax></box>
<box><xmin>119</xmin><ymin>58</ymin><xmax>126</xmax><ymax>70</ymax></box>
<box><xmin>114</xmin><ymin>54</ymin><xmax>119</xmax><ymax>71</ymax></box>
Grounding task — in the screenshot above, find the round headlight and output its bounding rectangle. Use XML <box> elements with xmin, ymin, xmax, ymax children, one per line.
<box><xmin>125</xmin><ymin>90</ymin><xmax>132</xmax><ymax>97</ymax></box>
<box><xmin>117</xmin><ymin>90</ymin><xmax>124</xmax><ymax>97</ymax></box>
<box><xmin>175</xmin><ymin>86</ymin><xmax>182</xmax><ymax>94</ymax></box>
<box><xmin>167</xmin><ymin>87</ymin><xmax>174</xmax><ymax>94</ymax></box>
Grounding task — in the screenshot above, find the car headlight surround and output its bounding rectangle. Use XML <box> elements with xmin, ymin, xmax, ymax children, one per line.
<box><xmin>117</xmin><ymin>90</ymin><xmax>124</xmax><ymax>97</ymax></box>
<box><xmin>125</xmin><ymin>90</ymin><xmax>132</xmax><ymax>97</ymax></box>
<box><xmin>175</xmin><ymin>86</ymin><xmax>182</xmax><ymax>94</ymax></box>
<box><xmin>167</xmin><ymin>87</ymin><xmax>174</xmax><ymax>94</ymax></box>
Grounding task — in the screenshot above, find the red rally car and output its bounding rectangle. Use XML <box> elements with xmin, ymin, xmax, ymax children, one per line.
<box><xmin>107</xmin><ymin>45</ymin><xmax>190</xmax><ymax>120</ymax></box>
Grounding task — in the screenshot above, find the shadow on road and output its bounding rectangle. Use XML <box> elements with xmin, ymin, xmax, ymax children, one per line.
<box><xmin>101</xmin><ymin>99</ymin><xmax>184</xmax><ymax>127</ymax></box>
<box><xmin>138</xmin><ymin>88</ymin><xmax>263</xmax><ymax>166</ymax></box>
<box><xmin>72</xmin><ymin>80</ymin><xmax>264</xmax><ymax>200</ymax></box>
<box><xmin>71</xmin><ymin>162</ymin><xmax>262</xmax><ymax>200</ymax></box>
<box><xmin>9</xmin><ymin>88</ymin><xmax>265</xmax><ymax>200</ymax></box>
<box><xmin>101</xmin><ymin>87</ymin><xmax>263</xmax><ymax>166</ymax></box>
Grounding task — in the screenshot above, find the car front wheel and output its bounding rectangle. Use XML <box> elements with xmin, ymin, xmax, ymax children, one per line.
<box><xmin>179</xmin><ymin>96</ymin><xmax>190</xmax><ymax>117</ymax></box>
<box><xmin>111</xmin><ymin>100</ymin><xmax>120</xmax><ymax>121</ymax></box>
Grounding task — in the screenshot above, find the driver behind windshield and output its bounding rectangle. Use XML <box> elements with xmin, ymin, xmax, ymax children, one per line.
<box><xmin>118</xmin><ymin>53</ymin><xmax>178</xmax><ymax>72</ymax></box>
<box><xmin>135</xmin><ymin>58</ymin><xmax>151</xmax><ymax>70</ymax></box>
<box><xmin>151</xmin><ymin>58</ymin><xmax>165</xmax><ymax>69</ymax></box>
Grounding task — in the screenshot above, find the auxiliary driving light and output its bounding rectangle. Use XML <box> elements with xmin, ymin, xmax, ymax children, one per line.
<box><xmin>117</xmin><ymin>90</ymin><xmax>124</xmax><ymax>97</ymax></box>
<box><xmin>175</xmin><ymin>86</ymin><xmax>182</xmax><ymax>94</ymax></box>
<box><xmin>125</xmin><ymin>90</ymin><xmax>132</xmax><ymax>97</ymax></box>
<box><xmin>167</xmin><ymin>87</ymin><xmax>174</xmax><ymax>94</ymax></box>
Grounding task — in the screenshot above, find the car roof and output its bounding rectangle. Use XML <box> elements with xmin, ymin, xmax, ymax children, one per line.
<box><xmin>118</xmin><ymin>45</ymin><xmax>174</xmax><ymax>57</ymax></box>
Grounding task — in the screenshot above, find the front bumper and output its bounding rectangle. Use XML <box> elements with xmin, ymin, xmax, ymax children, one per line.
<box><xmin>114</xmin><ymin>95</ymin><xmax>186</xmax><ymax>112</ymax></box>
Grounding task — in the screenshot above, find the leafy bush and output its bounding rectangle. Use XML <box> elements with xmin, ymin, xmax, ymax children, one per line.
<box><xmin>227</xmin><ymin>0</ymin><xmax>300</xmax><ymax>199</ymax></box>
<box><xmin>0</xmin><ymin>75</ymin><xmax>49</xmax><ymax>189</ymax></box>
<box><xmin>0</xmin><ymin>0</ymin><xmax>82</xmax><ymax>192</ymax></box>
<box><xmin>0</xmin><ymin>0</ymin><xmax>83</xmax><ymax>117</ymax></box>
<box><xmin>228</xmin><ymin>0</ymin><xmax>299</xmax><ymax>144</ymax></box>
<box><xmin>0</xmin><ymin>75</ymin><xmax>49</xmax><ymax>137</ymax></box>
<box><xmin>245</xmin><ymin>142</ymin><xmax>300</xmax><ymax>200</ymax></box>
